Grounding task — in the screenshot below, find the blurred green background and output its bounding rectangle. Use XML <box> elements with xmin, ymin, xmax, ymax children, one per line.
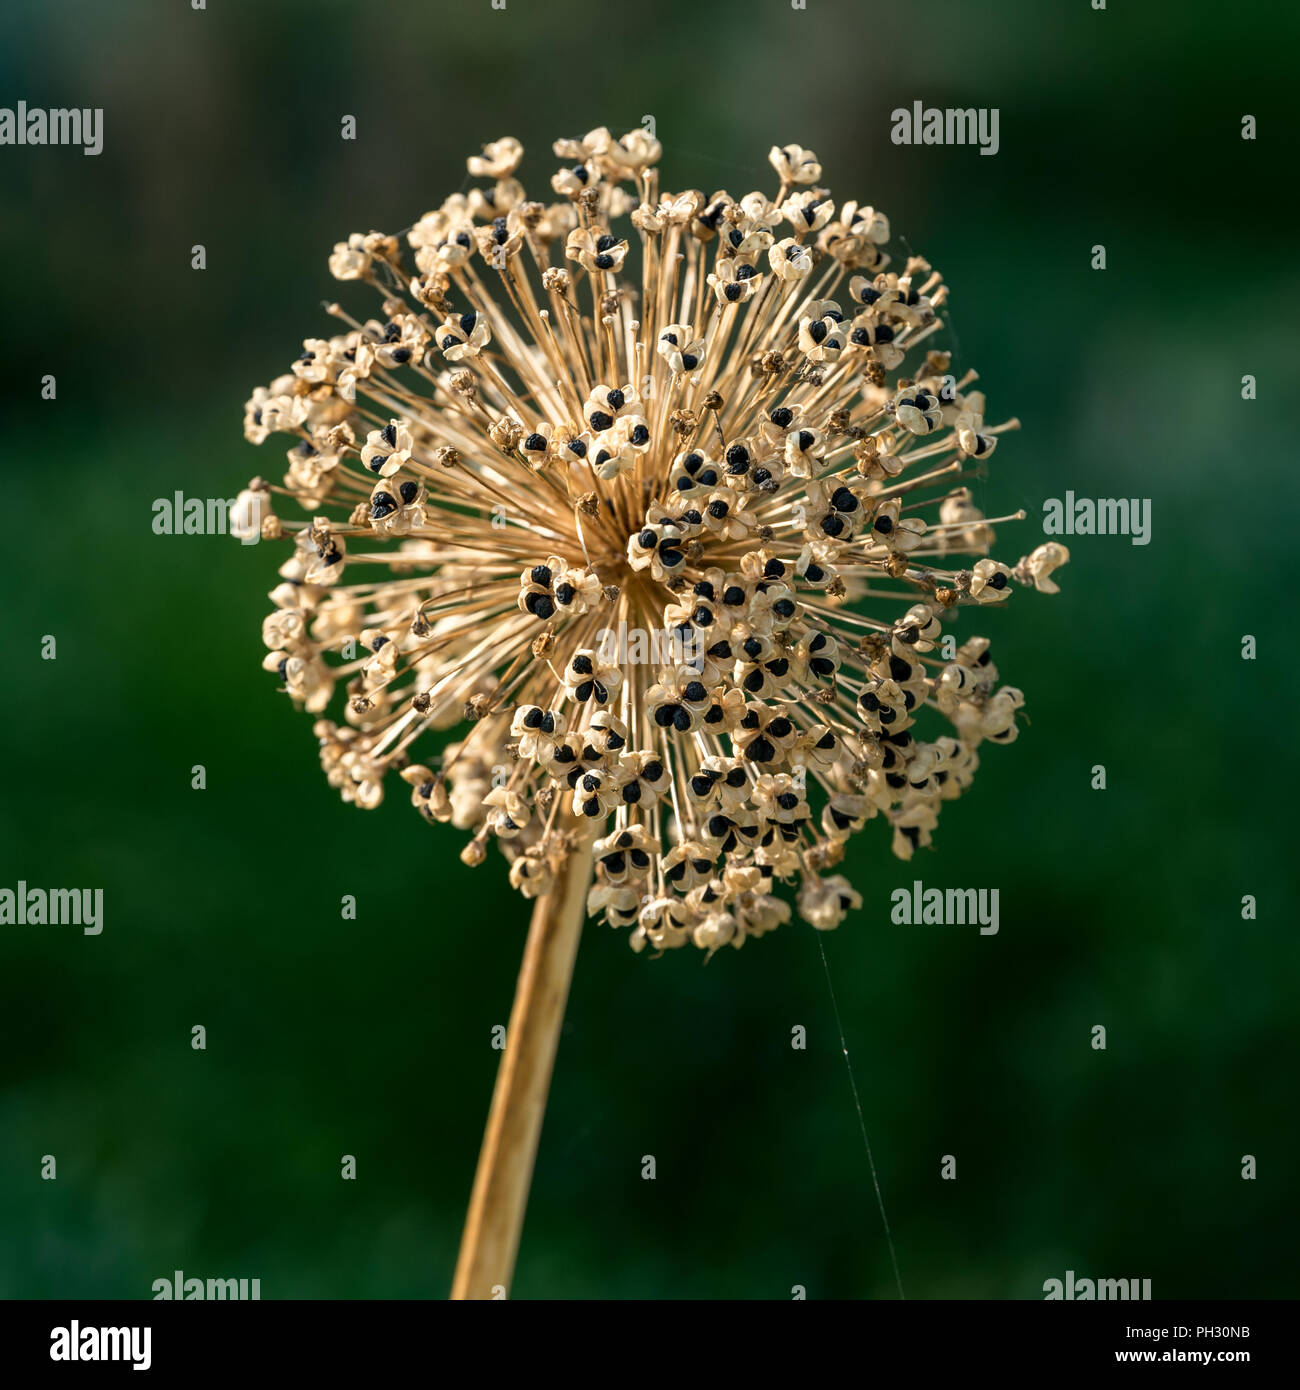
<box><xmin>1</xmin><ymin>0</ymin><xmax>1296</xmax><ymax>1299</ymax></box>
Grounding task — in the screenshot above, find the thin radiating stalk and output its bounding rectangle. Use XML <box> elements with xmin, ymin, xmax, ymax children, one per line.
<box><xmin>450</xmin><ymin>835</ymin><xmax>594</xmax><ymax>1299</ymax></box>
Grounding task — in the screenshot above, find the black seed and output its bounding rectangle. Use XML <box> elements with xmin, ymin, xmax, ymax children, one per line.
<box><xmin>746</xmin><ymin>736</ymin><xmax>775</xmax><ymax>763</ymax></box>
<box><xmin>875</xmin><ymin>514</ymin><xmax>893</xmax><ymax>534</ymax></box>
<box><xmin>769</xmin><ymin>717</ymin><xmax>792</xmax><ymax>738</ymax></box>
<box><xmin>524</xmin><ymin>432</ymin><xmax>547</xmax><ymax>452</ymax></box>
<box><xmin>589</xmin><ymin>410</ymin><xmax>613</xmax><ymax>432</ymax></box>
<box><xmin>606</xmin><ymin>388</ymin><xmax>625</xmax><ymax>410</ymax></box>
<box><xmin>770</xmin><ymin>407</ymin><xmax>793</xmax><ymax>428</ymax></box>
<box><xmin>643</xmin><ymin>760</ymin><xmax>663</xmax><ymax>780</ymax></box>
<box><xmin>707</xmin><ymin>500</ymin><xmax>728</xmax><ymax>519</ymax></box>
<box><xmin>571</xmin><ymin>655</ymin><xmax>593</xmax><ymax>675</ymax></box>
<box><xmin>777</xmin><ymin>792</ymin><xmax>799</xmax><ymax>811</ymax></box>
<box><xmin>399</xmin><ymin>481</ymin><xmax>418</xmax><ymax>504</ymax></box>
<box><xmin>808</xmin><ymin>320</ymin><xmax>828</xmax><ymax>343</ymax></box>
<box><xmin>531</xmin><ymin>564</ymin><xmax>553</xmax><ymax>586</ymax></box>
<box><xmin>684</xmin><ymin>681</ymin><xmax>707</xmax><ymax>702</ymax></box>
<box><xmin>659</xmin><ymin>548</ymin><xmax>683</xmax><ymax>567</ymax></box>
<box><xmin>370</xmin><ymin>492</ymin><xmax>397</xmax><ymax>518</ymax></box>
<box><xmin>672</xmin><ymin>707</ymin><xmax>692</xmax><ymax>731</ymax></box>
<box><xmin>723</xmin><ymin>585</ymin><xmax>746</xmax><ymax>606</ymax></box>
<box><xmin>555</xmin><ymin>582</ymin><xmax>575</xmax><ymax>605</ymax></box>
<box><xmin>638</xmin><ymin>529</ymin><xmax>657</xmax><ymax>549</ymax></box>
<box><xmin>630</xmin><ymin>424</ymin><xmax>649</xmax><ymax>445</ymax></box>
<box><xmin>764</xmin><ymin>559</ymin><xmax>786</xmax><ymax>579</ymax></box>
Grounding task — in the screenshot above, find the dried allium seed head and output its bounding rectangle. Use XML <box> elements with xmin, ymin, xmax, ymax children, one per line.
<box><xmin>241</xmin><ymin>133</ymin><xmax>1067</xmax><ymax>955</ymax></box>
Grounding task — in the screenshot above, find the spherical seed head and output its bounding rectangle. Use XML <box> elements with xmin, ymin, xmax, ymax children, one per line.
<box><xmin>240</xmin><ymin>132</ymin><xmax>1067</xmax><ymax>955</ymax></box>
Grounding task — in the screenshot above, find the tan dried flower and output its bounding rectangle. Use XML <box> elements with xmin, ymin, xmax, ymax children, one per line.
<box><xmin>239</xmin><ymin>132</ymin><xmax>1066</xmax><ymax>956</ymax></box>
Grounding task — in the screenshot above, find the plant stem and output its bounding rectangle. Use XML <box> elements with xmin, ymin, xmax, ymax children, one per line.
<box><xmin>450</xmin><ymin>836</ymin><xmax>594</xmax><ymax>1299</ymax></box>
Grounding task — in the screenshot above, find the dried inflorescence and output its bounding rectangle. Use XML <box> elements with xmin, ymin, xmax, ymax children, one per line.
<box><xmin>237</xmin><ymin>130</ymin><xmax>1067</xmax><ymax>955</ymax></box>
